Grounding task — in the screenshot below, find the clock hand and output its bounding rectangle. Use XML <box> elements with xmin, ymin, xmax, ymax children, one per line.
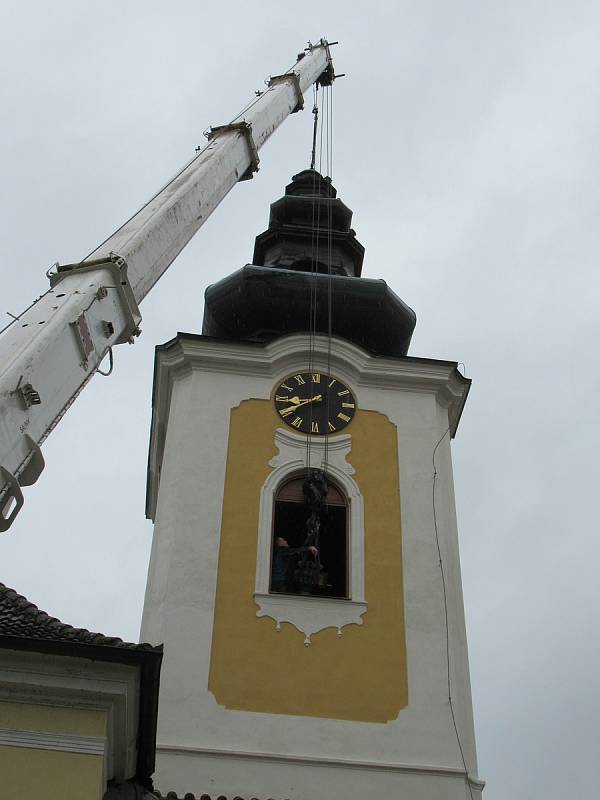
<box><xmin>279</xmin><ymin>399</ymin><xmax>312</xmax><ymax>414</ymax></box>
<box><xmin>279</xmin><ymin>395</ymin><xmax>310</xmax><ymax>406</ymax></box>
<box><xmin>279</xmin><ymin>395</ymin><xmax>323</xmax><ymax>415</ymax></box>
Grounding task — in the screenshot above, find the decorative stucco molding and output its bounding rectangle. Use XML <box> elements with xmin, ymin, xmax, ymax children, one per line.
<box><xmin>0</xmin><ymin>727</ymin><xmax>106</xmax><ymax>756</ymax></box>
<box><xmin>254</xmin><ymin>593</ymin><xmax>367</xmax><ymax>646</ymax></box>
<box><xmin>254</xmin><ymin>428</ymin><xmax>366</xmax><ymax>644</ymax></box>
<box><xmin>0</xmin><ymin>651</ymin><xmax>140</xmax><ymax>784</ymax></box>
<box><xmin>155</xmin><ymin>742</ymin><xmax>486</xmax><ymax>790</ymax></box>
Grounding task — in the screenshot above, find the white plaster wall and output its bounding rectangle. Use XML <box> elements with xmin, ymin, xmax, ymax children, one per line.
<box><xmin>141</xmin><ymin>335</ymin><xmax>482</xmax><ymax>798</ymax></box>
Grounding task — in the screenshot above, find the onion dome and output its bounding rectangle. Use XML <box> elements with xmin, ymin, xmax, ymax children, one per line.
<box><xmin>202</xmin><ymin>170</ymin><xmax>416</xmax><ymax>357</ymax></box>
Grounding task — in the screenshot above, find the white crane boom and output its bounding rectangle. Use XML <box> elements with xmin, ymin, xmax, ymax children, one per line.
<box><xmin>0</xmin><ymin>39</ymin><xmax>335</xmax><ymax>531</ymax></box>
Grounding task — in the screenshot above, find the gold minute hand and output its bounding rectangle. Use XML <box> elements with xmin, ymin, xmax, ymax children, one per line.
<box><xmin>279</xmin><ymin>395</ymin><xmax>322</xmax><ymax>415</ymax></box>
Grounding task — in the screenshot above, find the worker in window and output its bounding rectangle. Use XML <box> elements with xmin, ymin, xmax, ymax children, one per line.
<box><xmin>271</xmin><ymin>536</ymin><xmax>318</xmax><ymax>593</ymax></box>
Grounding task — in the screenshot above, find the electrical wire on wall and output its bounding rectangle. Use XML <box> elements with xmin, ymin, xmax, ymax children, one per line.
<box><xmin>431</xmin><ymin>414</ymin><xmax>477</xmax><ymax>800</ymax></box>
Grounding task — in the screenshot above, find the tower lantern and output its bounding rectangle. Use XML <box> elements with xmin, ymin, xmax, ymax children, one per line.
<box><xmin>142</xmin><ymin>169</ymin><xmax>484</xmax><ymax>800</ymax></box>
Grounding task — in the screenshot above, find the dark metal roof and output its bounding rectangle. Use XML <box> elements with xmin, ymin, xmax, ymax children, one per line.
<box><xmin>252</xmin><ymin>169</ymin><xmax>365</xmax><ymax>278</ymax></box>
<box><xmin>202</xmin><ymin>266</ymin><xmax>416</xmax><ymax>358</ymax></box>
<box><xmin>0</xmin><ymin>582</ymin><xmax>157</xmax><ymax>651</ymax></box>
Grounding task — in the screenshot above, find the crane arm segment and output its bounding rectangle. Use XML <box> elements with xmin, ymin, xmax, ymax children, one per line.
<box><xmin>0</xmin><ymin>40</ymin><xmax>334</xmax><ymax>531</ymax></box>
<box><xmin>85</xmin><ymin>41</ymin><xmax>332</xmax><ymax>303</ymax></box>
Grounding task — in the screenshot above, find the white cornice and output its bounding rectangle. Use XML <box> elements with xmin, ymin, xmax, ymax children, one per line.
<box><xmin>161</xmin><ymin>334</ymin><xmax>468</xmax><ymax>391</ymax></box>
<box><xmin>0</xmin><ymin>727</ymin><xmax>105</xmax><ymax>756</ymax></box>
<box><xmin>156</xmin><ymin>742</ymin><xmax>485</xmax><ymax>790</ymax></box>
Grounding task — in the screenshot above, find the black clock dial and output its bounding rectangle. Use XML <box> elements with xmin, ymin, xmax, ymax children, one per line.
<box><xmin>273</xmin><ymin>372</ymin><xmax>357</xmax><ymax>435</ymax></box>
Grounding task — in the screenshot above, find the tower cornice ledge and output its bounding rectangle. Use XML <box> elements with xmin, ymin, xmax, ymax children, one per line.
<box><xmin>155</xmin><ymin>332</ymin><xmax>469</xmax><ymax>423</ymax></box>
<box><xmin>155</xmin><ymin>742</ymin><xmax>486</xmax><ymax>793</ymax></box>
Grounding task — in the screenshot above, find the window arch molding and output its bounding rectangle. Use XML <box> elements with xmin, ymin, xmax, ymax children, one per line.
<box><xmin>253</xmin><ymin>428</ymin><xmax>367</xmax><ymax>645</ymax></box>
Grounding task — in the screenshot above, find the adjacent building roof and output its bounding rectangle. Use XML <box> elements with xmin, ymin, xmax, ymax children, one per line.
<box><xmin>0</xmin><ymin>581</ymin><xmax>163</xmax><ymax>786</ymax></box>
<box><xmin>0</xmin><ymin>582</ymin><xmax>156</xmax><ymax>651</ymax></box>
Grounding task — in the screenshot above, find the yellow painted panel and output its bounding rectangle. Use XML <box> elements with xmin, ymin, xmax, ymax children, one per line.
<box><xmin>0</xmin><ymin>701</ymin><xmax>106</xmax><ymax>737</ymax></box>
<box><xmin>0</xmin><ymin>745</ymin><xmax>103</xmax><ymax>800</ymax></box>
<box><xmin>208</xmin><ymin>399</ymin><xmax>407</xmax><ymax>722</ymax></box>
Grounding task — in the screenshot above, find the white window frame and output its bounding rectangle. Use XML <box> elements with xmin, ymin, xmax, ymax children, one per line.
<box><xmin>253</xmin><ymin>428</ymin><xmax>367</xmax><ymax>645</ymax></box>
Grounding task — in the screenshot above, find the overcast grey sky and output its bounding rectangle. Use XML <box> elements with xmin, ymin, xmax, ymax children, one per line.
<box><xmin>1</xmin><ymin>2</ymin><xmax>599</xmax><ymax>798</ymax></box>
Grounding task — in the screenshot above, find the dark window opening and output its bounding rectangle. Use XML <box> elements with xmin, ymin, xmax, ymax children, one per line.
<box><xmin>270</xmin><ymin>476</ymin><xmax>348</xmax><ymax>599</ymax></box>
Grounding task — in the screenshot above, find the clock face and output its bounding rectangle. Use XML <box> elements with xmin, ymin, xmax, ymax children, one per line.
<box><xmin>273</xmin><ymin>372</ymin><xmax>357</xmax><ymax>435</ymax></box>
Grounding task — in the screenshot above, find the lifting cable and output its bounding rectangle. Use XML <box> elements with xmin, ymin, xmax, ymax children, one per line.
<box><xmin>305</xmin><ymin>82</ymin><xmax>335</xmax><ymax>476</ymax></box>
<box><xmin>324</xmin><ymin>82</ymin><xmax>334</xmax><ymax>472</ymax></box>
<box><xmin>305</xmin><ymin>83</ymin><xmax>322</xmax><ymax>472</ymax></box>
<box><xmin>303</xmin><ymin>81</ymin><xmax>335</xmax><ymax>577</ymax></box>
<box><xmin>300</xmin><ymin>80</ymin><xmax>336</xmax><ymax>614</ymax></box>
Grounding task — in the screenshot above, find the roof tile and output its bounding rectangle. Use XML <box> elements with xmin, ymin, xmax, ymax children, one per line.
<box><xmin>0</xmin><ymin>582</ymin><xmax>158</xmax><ymax>651</ymax></box>
<box><xmin>154</xmin><ymin>794</ymin><xmax>288</xmax><ymax>800</ymax></box>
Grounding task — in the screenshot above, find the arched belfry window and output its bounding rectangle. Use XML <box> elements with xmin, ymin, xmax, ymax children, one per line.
<box><xmin>254</xmin><ymin>428</ymin><xmax>367</xmax><ymax>645</ymax></box>
<box><xmin>270</xmin><ymin>475</ymin><xmax>348</xmax><ymax>599</ymax></box>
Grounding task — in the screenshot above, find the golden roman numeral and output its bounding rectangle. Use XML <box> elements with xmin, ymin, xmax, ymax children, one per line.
<box><xmin>341</xmin><ymin>402</ymin><xmax>355</xmax><ymax>409</ymax></box>
<box><xmin>328</xmin><ymin>378</ymin><xmax>336</xmax><ymax>388</ymax></box>
<box><xmin>291</xmin><ymin>416</ymin><xmax>303</xmax><ymax>428</ymax></box>
<box><xmin>294</xmin><ymin>374</ymin><xmax>306</xmax><ymax>385</ymax></box>
<box><xmin>311</xmin><ymin>373</ymin><xmax>321</xmax><ymax>383</ymax></box>
<box><xmin>280</xmin><ymin>408</ymin><xmax>294</xmax><ymax>417</ymax></box>
<box><xmin>281</xmin><ymin>383</ymin><xmax>293</xmax><ymax>392</ymax></box>
<box><xmin>337</xmin><ymin>412</ymin><xmax>351</xmax><ymax>423</ymax></box>
<box><xmin>328</xmin><ymin>421</ymin><xmax>336</xmax><ymax>432</ymax></box>
<box><xmin>275</xmin><ymin>395</ymin><xmax>289</xmax><ymax>402</ymax></box>
<box><xmin>311</xmin><ymin>421</ymin><xmax>319</xmax><ymax>433</ymax></box>
<box><xmin>337</xmin><ymin>389</ymin><xmax>350</xmax><ymax>396</ymax></box>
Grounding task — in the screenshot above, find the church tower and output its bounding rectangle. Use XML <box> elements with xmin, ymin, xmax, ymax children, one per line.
<box><xmin>141</xmin><ymin>170</ymin><xmax>484</xmax><ymax>799</ymax></box>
